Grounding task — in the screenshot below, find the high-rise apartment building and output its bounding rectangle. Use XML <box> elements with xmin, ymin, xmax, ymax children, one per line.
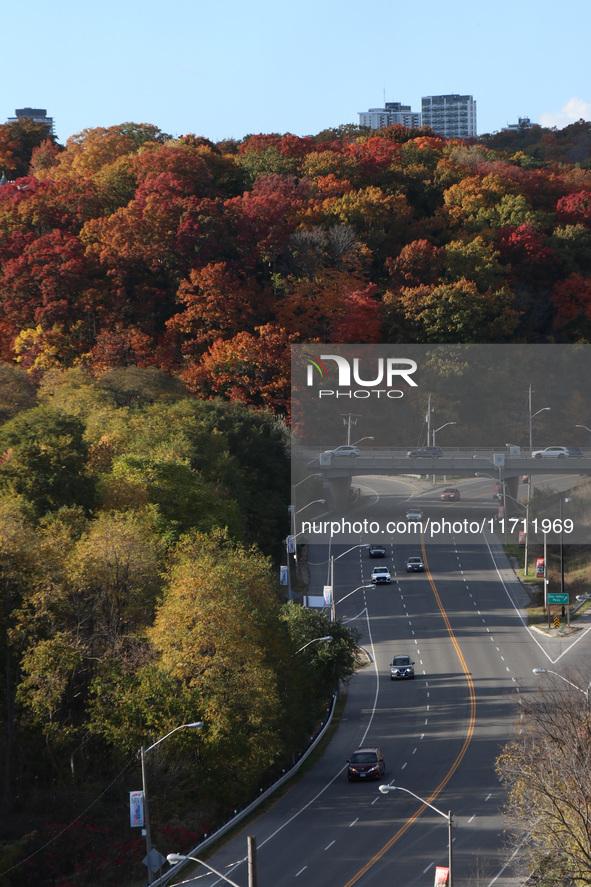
<box><xmin>6</xmin><ymin>108</ymin><xmax>55</xmax><ymax>135</ymax></box>
<box><xmin>421</xmin><ymin>94</ymin><xmax>477</xmax><ymax>139</ymax></box>
<box><xmin>358</xmin><ymin>101</ymin><xmax>422</xmax><ymax>130</ymax></box>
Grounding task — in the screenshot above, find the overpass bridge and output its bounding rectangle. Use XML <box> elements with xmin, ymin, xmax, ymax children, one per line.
<box><xmin>294</xmin><ymin>446</ymin><xmax>591</xmax><ymax>514</ymax></box>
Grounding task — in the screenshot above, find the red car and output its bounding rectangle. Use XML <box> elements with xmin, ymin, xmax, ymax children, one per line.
<box><xmin>441</xmin><ymin>488</ymin><xmax>460</xmax><ymax>501</ymax></box>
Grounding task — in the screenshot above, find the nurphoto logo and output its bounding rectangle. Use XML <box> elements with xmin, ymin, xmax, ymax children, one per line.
<box><xmin>304</xmin><ymin>353</ymin><xmax>418</xmax><ymax>399</ymax></box>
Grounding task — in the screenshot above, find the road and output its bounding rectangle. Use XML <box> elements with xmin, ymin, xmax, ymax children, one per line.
<box><xmin>166</xmin><ymin>477</ymin><xmax>591</xmax><ymax>887</ymax></box>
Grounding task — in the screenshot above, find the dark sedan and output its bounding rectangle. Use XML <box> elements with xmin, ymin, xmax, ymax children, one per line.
<box><xmin>347</xmin><ymin>747</ymin><xmax>385</xmax><ymax>781</ymax></box>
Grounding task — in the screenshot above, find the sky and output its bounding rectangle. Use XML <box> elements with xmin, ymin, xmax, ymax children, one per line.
<box><xmin>3</xmin><ymin>0</ymin><xmax>590</xmax><ymax>145</ymax></box>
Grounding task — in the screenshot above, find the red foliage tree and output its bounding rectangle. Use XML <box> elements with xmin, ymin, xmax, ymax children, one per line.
<box><xmin>169</xmin><ymin>261</ymin><xmax>273</xmax><ymax>349</ymax></box>
<box><xmin>556</xmin><ymin>190</ymin><xmax>591</xmax><ymax>226</ymax></box>
<box><xmin>181</xmin><ymin>323</ymin><xmax>293</xmax><ymax>414</ymax></box>
<box><xmin>386</xmin><ymin>239</ymin><xmax>445</xmax><ymax>287</ymax></box>
<box><xmin>552</xmin><ymin>274</ymin><xmax>591</xmax><ymax>330</ymax></box>
<box><xmin>496</xmin><ymin>224</ymin><xmax>560</xmax><ymax>280</ymax></box>
<box><xmin>329</xmin><ymin>284</ymin><xmax>383</xmax><ymax>343</ymax></box>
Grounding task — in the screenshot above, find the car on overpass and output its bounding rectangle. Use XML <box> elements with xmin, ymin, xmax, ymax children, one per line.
<box><xmin>531</xmin><ymin>446</ymin><xmax>569</xmax><ymax>458</ymax></box>
<box><xmin>324</xmin><ymin>445</ymin><xmax>359</xmax><ymax>457</ymax></box>
<box><xmin>406</xmin><ymin>445</ymin><xmax>443</xmax><ymax>458</ymax></box>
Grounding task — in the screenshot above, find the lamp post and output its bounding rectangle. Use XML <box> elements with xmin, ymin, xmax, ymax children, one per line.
<box><xmin>294</xmin><ymin>636</ymin><xmax>333</xmax><ymax>655</ymax></box>
<box><xmin>560</xmin><ymin>497</ymin><xmax>572</xmax><ymax>601</ymax></box>
<box><xmin>335</xmin><ymin>583</ymin><xmax>375</xmax><ymax>607</ymax></box>
<box><xmin>290</xmin><ymin>478</ymin><xmax>322</xmax><ymax>585</ymax></box>
<box><xmin>532</xmin><ymin>668</ymin><xmax>591</xmax><ymax>714</ymax></box>
<box><xmin>167</xmin><ymin>853</ymin><xmax>242</xmax><ymax>887</ymax></box>
<box><xmin>140</xmin><ymin>722</ymin><xmax>203</xmax><ymax>884</ymax></box>
<box><xmin>379</xmin><ymin>784</ymin><xmax>454</xmax><ymax>887</ymax></box>
<box><xmin>575</xmin><ymin>424</ymin><xmax>591</xmax><ymax>449</ymax></box>
<box><xmin>328</xmin><ymin>543</ymin><xmax>370</xmax><ymax>621</ymax></box>
<box><xmin>431</xmin><ymin>422</ymin><xmax>456</xmax><ymax>484</ymax></box>
<box><xmin>351</xmin><ymin>436</ymin><xmax>375</xmax><ymax>447</ymax></box>
<box><xmin>432</xmin><ymin>422</ymin><xmax>456</xmax><ymax>448</ymax></box>
<box><xmin>528</xmin><ymin>385</ymin><xmax>550</xmax><ymax>454</ymax></box>
<box><xmin>288</xmin><ymin>500</ymin><xmax>326</xmax><ymax>601</ymax></box>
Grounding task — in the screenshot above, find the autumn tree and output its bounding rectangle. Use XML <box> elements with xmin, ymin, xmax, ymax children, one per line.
<box><xmin>169</xmin><ymin>261</ymin><xmax>273</xmax><ymax>350</ymax></box>
<box><xmin>496</xmin><ymin>670</ymin><xmax>591</xmax><ymax>885</ymax></box>
<box><xmin>384</xmin><ymin>279</ymin><xmax>520</xmax><ymax>342</ymax></box>
<box><xmin>185</xmin><ymin>323</ymin><xmax>293</xmax><ymax>415</ymax></box>
<box><xmin>0</xmin><ymin>118</ymin><xmax>57</xmax><ymax>179</ymax></box>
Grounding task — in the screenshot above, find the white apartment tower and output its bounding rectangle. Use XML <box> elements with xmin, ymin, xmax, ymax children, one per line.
<box><xmin>358</xmin><ymin>101</ymin><xmax>422</xmax><ymax>130</ymax></box>
<box><xmin>421</xmin><ymin>94</ymin><xmax>477</xmax><ymax>139</ymax></box>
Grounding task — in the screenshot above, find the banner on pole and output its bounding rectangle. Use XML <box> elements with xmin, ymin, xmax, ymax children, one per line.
<box><xmin>130</xmin><ymin>791</ymin><xmax>144</xmax><ymax>828</ymax></box>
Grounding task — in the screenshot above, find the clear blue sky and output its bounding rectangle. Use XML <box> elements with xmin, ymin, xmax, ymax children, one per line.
<box><xmin>3</xmin><ymin>0</ymin><xmax>589</xmax><ymax>144</ymax></box>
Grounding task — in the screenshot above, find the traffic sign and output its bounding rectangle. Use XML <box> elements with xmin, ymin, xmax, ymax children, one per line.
<box><xmin>547</xmin><ymin>593</ymin><xmax>569</xmax><ymax>605</ymax></box>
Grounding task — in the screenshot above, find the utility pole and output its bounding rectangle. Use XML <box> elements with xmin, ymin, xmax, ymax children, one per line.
<box><xmin>248</xmin><ymin>835</ymin><xmax>258</xmax><ymax>887</ymax></box>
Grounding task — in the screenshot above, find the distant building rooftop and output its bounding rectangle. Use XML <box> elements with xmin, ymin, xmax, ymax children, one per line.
<box><xmin>6</xmin><ymin>107</ymin><xmax>55</xmax><ymax>135</ymax></box>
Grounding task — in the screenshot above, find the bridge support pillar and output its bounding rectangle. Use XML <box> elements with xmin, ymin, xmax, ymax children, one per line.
<box><xmin>503</xmin><ymin>475</ymin><xmax>521</xmax><ymax>514</ymax></box>
<box><xmin>324</xmin><ymin>476</ymin><xmax>352</xmax><ymax>511</ymax></box>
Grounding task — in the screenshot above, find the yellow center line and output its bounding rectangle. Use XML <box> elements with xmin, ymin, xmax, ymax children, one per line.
<box><xmin>342</xmin><ymin>538</ymin><xmax>477</xmax><ymax>887</ymax></box>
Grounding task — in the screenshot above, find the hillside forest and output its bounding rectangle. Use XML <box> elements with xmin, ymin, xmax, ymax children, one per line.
<box><xmin>1</xmin><ymin>115</ymin><xmax>591</xmax><ymax>885</ymax></box>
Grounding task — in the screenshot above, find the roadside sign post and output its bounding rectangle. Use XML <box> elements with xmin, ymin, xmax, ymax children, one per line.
<box><xmin>547</xmin><ymin>592</ymin><xmax>570</xmax><ymax>627</ymax></box>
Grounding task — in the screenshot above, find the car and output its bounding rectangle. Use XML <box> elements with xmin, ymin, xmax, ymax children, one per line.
<box><xmin>390</xmin><ymin>654</ymin><xmax>415</xmax><ymax>679</ymax></box>
<box><xmin>568</xmin><ymin>447</ymin><xmax>584</xmax><ymax>458</ymax></box>
<box><xmin>406</xmin><ymin>556</ymin><xmax>424</xmax><ymax>572</ymax></box>
<box><xmin>440</xmin><ymin>487</ymin><xmax>460</xmax><ymax>501</ymax></box>
<box><xmin>405</xmin><ymin>508</ymin><xmax>423</xmax><ymax>521</ymax></box>
<box><xmin>368</xmin><ymin>545</ymin><xmax>386</xmax><ymax>558</ymax></box>
<box><xmin>406</xmin><ymin>445</ymin><xmax>443</xmax><ymax>458</ymax></box>
<box><xmin>371</xmin><ymin>566</ymin><xmax>391</xmax><ymax>584</ymax></box>
<box><xmin>531</xmin><ymin>446</ymin><xmax>569</xmax><ymax>458</ymax></box>
<box><xmin>324</xmin><ymin>445</ymin><xmax>360</xmax><ymax>457</ymax></box>
<box><xmin>347</xmin><ymin>747</ymin><xmax>385</xmax><ymax>781</ymax></box>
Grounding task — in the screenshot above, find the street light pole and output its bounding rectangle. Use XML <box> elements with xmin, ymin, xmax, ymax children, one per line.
<box><xmin>167</xmin><ymin>853</ymin><xmax>242</xmax><ymax>887</ymax></box>
<box><xmin>560</xmin><ymin>497</ymin><xmax>572</xmax><ymax>604</ymax></box>
<box><xmin>328</xmin><ymin>544</ymin><xmax>370</xmax><ymax>621</ymax></box>
<box><xmin>528</xmin><ymin>385</ymin><xmax>550</xmax><ymax>453</ymax></box>
<box><xmin>294</xmin><ymin>636</ymin><xmax>333</xmax><ymax>655</ymax></box>
<box><xmin>379</xmin><ymin>784</ymin><xmax>454</xmax><ymax>887</ymax></box>
<box><xmin>533</xmin><ymin>668</ymin><xmax>591</xmax><ymax>716</ymax></box>
<box><xmin>140</xmin><ymin>722</ymin><xmax>203</xmax><ymax>884</ymax></box>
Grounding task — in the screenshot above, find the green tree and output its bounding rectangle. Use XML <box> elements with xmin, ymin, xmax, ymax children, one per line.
<box><xmin>0</xmin><ymin>406</ymin><xmax>95</xmax><ymax>517</ymax></box>
<box><xmin>144</xmin><ymin>531</ymin><xmax>286</xmax><ymax>799</ymax></box>
<box><xmin>99</xmin><ymin>455</ymin><xmax>242</xmax><ymax>541</ymax></box>
<box><xmin>0</xmin><ymin>495</ymin><xmax>38</xmax><ymax>810</ymax></box>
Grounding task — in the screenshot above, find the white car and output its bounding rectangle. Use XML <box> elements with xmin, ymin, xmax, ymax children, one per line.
<box><xmin>531</xmin><ymin>446</ymin><xmax>569</xmax><ymax>458</ymax></box>
<box><xmin>371</xmin><ymin>566</ymin><xmax>391</xmax><ymax>584</ymax></box>
<box><xmin>324</xmin><ymin>445</ymin><xmax>360</xmax><ymax>458</ymax></box>
<box><xmin>405</xmin><ymin>508</ymin><xmax>423</xmax><ymax>521</ymax></box>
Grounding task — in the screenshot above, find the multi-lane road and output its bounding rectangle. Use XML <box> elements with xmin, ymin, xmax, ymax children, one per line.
<box><xmin>168</xmin><ymin>475</ymin><xmax>591</xmax><ymax>887</ymax></box>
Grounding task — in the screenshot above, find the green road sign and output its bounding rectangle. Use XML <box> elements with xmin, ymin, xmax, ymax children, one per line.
<box><xmin>547</xmin><ymin>593</ymin><xmax>569</xmax><ymax>605</ymax></box>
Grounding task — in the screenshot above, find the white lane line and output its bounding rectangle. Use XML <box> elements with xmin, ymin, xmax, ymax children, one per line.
<box><xmin>350</xmin><ymin>818</ymin><xmax>358</xmax><ymax>827</ymax></box>
<box><xmin>325</xmin><ymin>841</ymin><xmax>335</xmax><ymax>850</ymax></box>
<box><xmin>296</xmin><ymin>867</ymin><xmax>307</xmax><ymax>876</ymax></box>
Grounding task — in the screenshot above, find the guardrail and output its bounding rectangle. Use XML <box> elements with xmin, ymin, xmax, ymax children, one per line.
<box><xmin>149</xmin><ymin>693</ymin><xmax>338</xmax><ymax>886</ymax></box>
